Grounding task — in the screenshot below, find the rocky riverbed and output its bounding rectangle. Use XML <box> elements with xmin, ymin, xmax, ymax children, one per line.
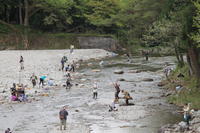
<box><xmin>0</xmin><ymin>50</ymin><xmax>187</xmax><ymax>133</ymax></box>
<box><xmin>159</xmin><ymin>110</ymin><xmax>200</xmax><ymax>133</ymax></box>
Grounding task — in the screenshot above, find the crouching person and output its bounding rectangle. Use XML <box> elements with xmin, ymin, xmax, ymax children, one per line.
<box><xmin>59</xmin><ymin>106</ymin><xmax>68</xmax><ymax>130</ymax></box>
<box><xmin>109</xmin><ymin>99</ymin><xmax>118</xmax><ymax>112</ymax></box>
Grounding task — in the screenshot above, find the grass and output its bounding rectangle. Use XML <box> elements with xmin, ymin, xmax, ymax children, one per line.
<box><xmin>164</xmin><ymin>65</ymin><xmax>200</xmax><ymax>109</ymax></box>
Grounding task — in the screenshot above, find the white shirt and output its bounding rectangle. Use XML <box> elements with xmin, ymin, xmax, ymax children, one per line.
<box><xmin>93</xmin><ymin>83</ymin><xmax>98</xmax><ymax>93</ymax></box>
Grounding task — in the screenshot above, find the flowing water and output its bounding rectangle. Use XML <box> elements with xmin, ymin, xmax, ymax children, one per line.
<box><xmin>0</xmin><ymin>54</ymin><xmax>181</xmax><ymax>133</ymax></box>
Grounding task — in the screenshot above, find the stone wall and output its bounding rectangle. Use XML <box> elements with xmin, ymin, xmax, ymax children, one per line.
<box><xmin>78</xmin><ymin>37</ymin><xmax>118</xmax><ymax>51</ymax></box>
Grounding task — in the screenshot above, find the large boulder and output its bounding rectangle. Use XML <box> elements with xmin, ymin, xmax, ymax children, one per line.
<box><xmin>197</xmin><ymin>127</ymin><xmax>200</xmax><ymax>133</ymax></box>
<box><xmin>158</xmin><ymin>82</ymin><xmax>166</xmax><ymax>87</ymax></box>
<box><xmin>142</xmin><ymin>78</ymin><xmax>154</xmax><ymax>82</ymax></box>
<box><xmin>114</xmin><ymin>70</ymin><xmax>124</xmax><ymax>74</ymax></box>
<box><xmin>118</xmin><ymin>78</ymin><xmax>126</xmax><ymax>81</ymax></box>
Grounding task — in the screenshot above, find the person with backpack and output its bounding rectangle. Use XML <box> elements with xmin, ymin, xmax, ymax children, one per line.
<box><xmin>59</xmin><ymin>106</ymin><xmax>68</xmax><ymax>130</ymax></box>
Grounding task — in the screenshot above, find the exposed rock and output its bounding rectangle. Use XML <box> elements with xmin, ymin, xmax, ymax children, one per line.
<box><xmin>128</xmin><ymin>70</ymin><xmax>143</xmax><ymax>73</ymax></box>
<box><xmin>159</xmin><ymin>111</ymin><xmax>200</xmax><ymax>133</ymax></box>
<box><xmin>178</xmin><ymin>121</ymin><xmax>188</xmax><ymax>131</ymax></box>
<box><xmin>131</xmin><ymin>90</ymin><xmax>135</xmax><ymax>92</ymax></box>
<box><xmin>197</xmin><ymin>127</ymin><xmax>200</xmax><ymax>132</ymax></box>
<box><xmin>87</xmin><ymin>63</ymin><xmax>93</xmax><ymax>66</ymax></box>
<box><xmin>161</xmin><ymin>91</ymin><xmax>173</xmax><ymax>97</ymax></box>
<box><xmin>118</xmin><ymin>78</ymin><xmax>126</xmax><ymax>81</ymax></box>
<box><xmin>158</xmin><ymin>82</ymin><xmax>166</xmax><ymax>87</ymax></box>
<box><xmin>114</xmin><ymin>70</ymin><xmax>124</xmax><ymax>74</ymax></box>
<box><xmin>75</xmin><ymin>109</ymin><xmax>79</xmax><ymax>112</ymax></box>
<box><xmin>92</xmin><ymin>69</ymin><xmax>101</xmax><ymax>72</ymax></box>
<box><xmin>142</xmin><ymin>78</ymin><xmax>154</xmax><ymax>82</ymax></box>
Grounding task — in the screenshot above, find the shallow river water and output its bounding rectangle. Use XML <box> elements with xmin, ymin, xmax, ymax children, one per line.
<box><xmin>0</xmin><ymin>53</ymin><xmax>181</xmax><ymax>133</ymax></box>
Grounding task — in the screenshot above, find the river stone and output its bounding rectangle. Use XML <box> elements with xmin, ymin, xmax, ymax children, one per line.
<box><xmin>142</xmin><ymin>78</ymin><xmax>154</xmax><ymax>82</ymax></box>
<box><xmin>92</xmin><ymin>69</ymin><xmax>101</xmax><ymax>72</ymax></box>
<box><xmin>114</xmin><ymin>70</ymin><xmax>124</xmax><ymax>74</ymax></box>
<box><xmin>178</xmin><ymin>121</ymin><xmax>188</xmax><ymax>131</ymax></box>
<box><xmin>128</xmin><ymin>70</ymin><xmax>142</xmax><ymax>73</ymax></box>
<box><xmin>158</xmin><ymin>82</ymin><xmax>165</xmax><ymax>87</ymax></box>
<box><xmin>131</xmin><ymin>90</ymin><xmax>135</xmax><ymax>92</ymax></box>
<box><xmin>87</xmin><ymin>63</ymin><xmax>93</xmax><ymax>66</ymax></box>
<box><xmin>118</xmin><ymin>78</ymin><xmax>126</xmax><ymax>81</ymax></box>
<box><xmin>75</xmin><ymin>109</ymin><xmax>79</xmax><ymax>112</ymax></box>
<box><xmin>197</xmin><ymin>127</ymin><xmax>200</xmax><ymax>132</ymax></box>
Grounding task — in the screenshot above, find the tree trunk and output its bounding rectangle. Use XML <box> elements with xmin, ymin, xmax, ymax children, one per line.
<box><xmin>19</xmin><ymin>3</ymin><xmax>23</xmax><ymax>25</ymax></box>
<box><xmin>24</xmin><ymin>0</ymin><xmax>29</xmax><ymax>26</ymax></box>
<box><xmin>174</xmin><ymin>46</ymin><xmax>181</xmax><ymax>63</ymax></box>
<box><xmin>5</xmin><ymin>5</ymin><xmax>10</xmax><ymax>23</ymax></box>
<box><xmin>187</xmin><ymin>47</ymin><xmax>200</xmax><ymax>79</ymax></box>
<box><xmin>186</xmin><ymin>53</ymin><xmax>193</xmax><ymax>76</ymax></box>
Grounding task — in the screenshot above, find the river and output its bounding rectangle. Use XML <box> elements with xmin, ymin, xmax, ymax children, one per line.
<box><xmin>0</xmin><ymin>53</ymin><xmax>181</xmax><ymax>133</ymax></box>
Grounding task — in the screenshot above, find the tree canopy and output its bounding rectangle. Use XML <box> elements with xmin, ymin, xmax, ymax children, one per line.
<box><xmin>0</xmin><ymin>0</ymin><xmax>200</xmax><ymax>78</ymax></box>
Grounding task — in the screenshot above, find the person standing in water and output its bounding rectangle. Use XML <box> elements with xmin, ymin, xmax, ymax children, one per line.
<box><xmin>183</xmin><ymin>103</ymin><xmax>192</xmax><ymax>126</ymax></box>
<box><xmin>93</xmin><ymin>82</ymin><xmax>98</xmax><ymax>99</ymax></box>
<box><xmin>71</xmin><ymin>60</ymin><xmax>75</xmax><ymax>72</ymax></box>
<box><xmin>59</xmin><ymin>106</ymin><xmax>69</xmax><ymax>130</ymax></box>
<box><xmin>66</xmin><ymin>76</ymin><xmax>72</xmax><ymax>89</ymax></box>
<box><xmin>19</xmin><ymin>56</ymin><xmax>24</xmax><ymax>70</ymax></box>
<box><xmin>39</xmin><ymin>75</ymin><xmax>46</xmax><ymax>87</ymax></box>
<box><xmin>30</xmin><ymin>73</ymin><xmax>37</xmax><ymax>88</ymax></box>
<box><xmin>70</xmin><ymin>45</ymin><xmax>74</xmax><ymax>54</ymax></box>
<box><xmin>113</xmin><ymin>81</ymin><xmax>120</xmax><ymax>99</ymax></box>
<box><xmin>61</xmin><ymin>56</ymin><xmax>68</xmax><ymax>71</ymax></box>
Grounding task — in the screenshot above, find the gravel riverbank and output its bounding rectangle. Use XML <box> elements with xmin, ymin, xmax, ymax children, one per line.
<box><xmin>159</xmin><ymin>110</ymin><xmax>200</xmax><ymax>133</ymax></box>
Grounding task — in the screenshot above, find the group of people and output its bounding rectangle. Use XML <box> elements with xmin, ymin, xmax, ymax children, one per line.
<box><xmin>108</xmin><ymin>81</ymin><xmax>133</xmax><ymax>112</ymax></box>
<box><xmin>10</xmin><ymin>83</ymin><xmax>27</xmax><ymax>102</ymax></box>
<box><xmin>61</xmin><ymin>56</ymin><xmax>75</xmax><ymax>72</ymax></box>
<box><xmin>30</xmin><ymin>73</ymin><xmax>48</xmax><ymax>88</ymax></box>
<box><xmin>114</xmin><ymin>82</ymin><xmax>132</xmax><ymax>104</ymax></box>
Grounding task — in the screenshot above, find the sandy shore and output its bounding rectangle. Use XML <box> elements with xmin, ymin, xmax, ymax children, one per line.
<box><xmin>0</xmin><ymin>49</ymin><xmax>113</xmax><ymax>98</ymax></box>
<box><xmin>0</xmin><ymin>49</ymin><xmax>115</xmax><ymax>133</ymax></box>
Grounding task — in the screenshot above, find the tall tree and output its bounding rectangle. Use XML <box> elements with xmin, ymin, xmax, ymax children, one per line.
<box><xmin>188</xmin><ymin>1</ymin><xmax>200</xmax><ymax>78</ymax></box>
